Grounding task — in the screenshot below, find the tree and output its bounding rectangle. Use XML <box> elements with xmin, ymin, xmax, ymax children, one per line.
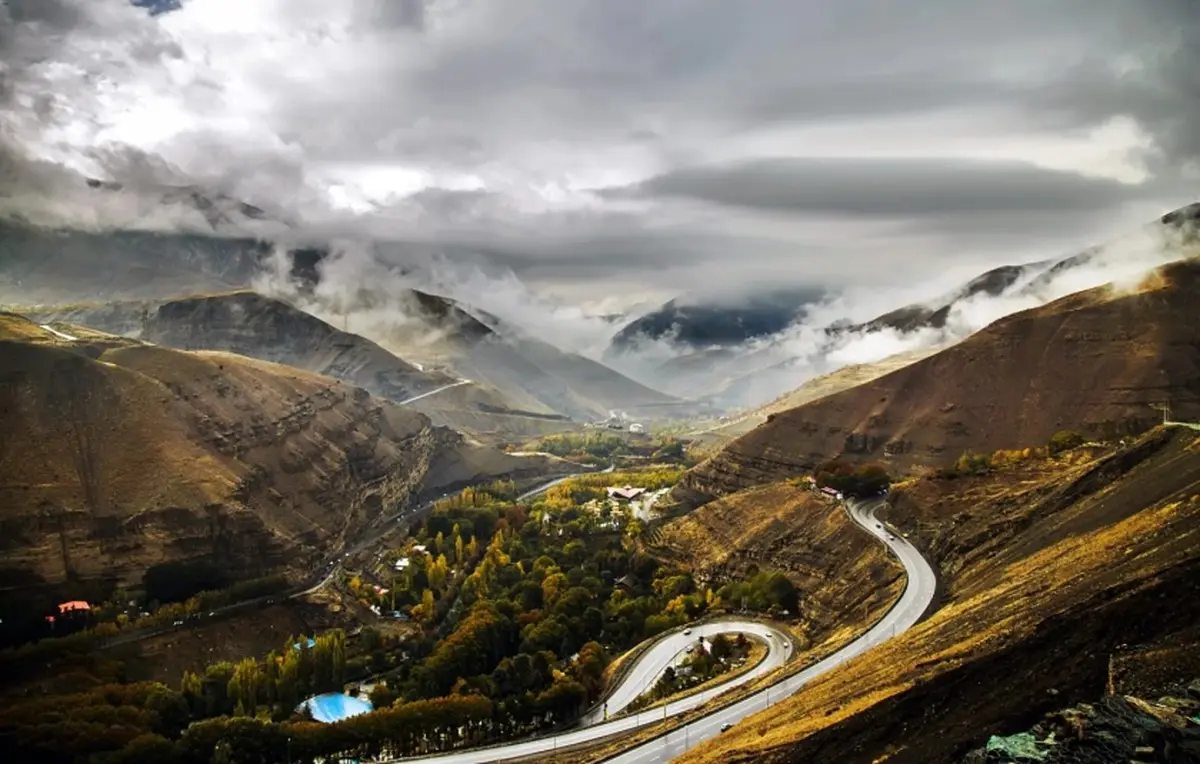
<box><xmin>369</xmin><ymin>682</ymin><xmax>397</xmax><ymax>709</ymax></box>
<box><xmin>227</xmin><ymin>658</ymin><xmax>261</xmax><ymax>716</ymax></box>
<box><xmin>429</xmin><ymin>554</ymin><xmax>449</xmax><ymax>591</ymax></box>
<box><xmin>815</xmin><ymin>460</ymin><xmax>892</xmax><ymax>497</ymax></box>
<box><xmin>1048</xmin><ymin>429</ymin><xmax>1085</xmax><ymax>455</ymax></box>
<box><xmin>414</xmin><ymin>588</ymin><xmax>436</xmax><ymax>624</ymax></box>
<box><xmin>710</xmin><ymin>634</ymin><xmax>734</xmax><ymax>661</ymax></box>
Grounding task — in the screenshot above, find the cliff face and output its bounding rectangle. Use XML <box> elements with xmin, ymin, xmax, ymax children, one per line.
<box><xmin>677</xmin><ymin>259</ymin><xmax>1200</xmax><ymax>506</ymax></box>
<box><xmin>0</xmin><ymin>315</ymin><xmax>553</xmax><ymax>594</ymax></box>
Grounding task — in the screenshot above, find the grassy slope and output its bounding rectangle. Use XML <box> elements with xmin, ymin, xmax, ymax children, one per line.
<box><xmin>649</xmin><ymin>483</ymin><xmax>904</xmax><ymax>648</ymax></box>
<box><xmin>693</xmin><ymin>345</ymin><xmax>945</xmax><ymax>448</ymax></box>
<box><xmin>677</xmin><ymin>259</ymin><xmax>1200</xmax><ymax>505</ymax></box>
<box><xmin>0</xmin><ymin>318</ymin><xmax>557</xmax><ymax>592</ymax></box>
<box><xmin>677</xmin><ymin>426</ymin><xmax>1200</xmax><ymax>764</ymax></box>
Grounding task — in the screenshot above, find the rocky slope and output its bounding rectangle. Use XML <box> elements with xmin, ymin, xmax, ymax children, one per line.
<box><xmin>678</xmin><ymin>426</ymin><xmax>1200</xmax><ymax>764</ymax></box>
<box><xmin>690</xmin><ymin>345</ymin><xmax>947</xmax><ymax>450</ymax></box>
<box><xmin>29</xmin><ymin>290</ymin><xmax>451</xmax><ymax>398</ymax></box>
<box><xmin>676</xmin><ymin>259</ymin><xmax>1200</xmax><ymax>505</ymax></box>
<box><xmin>960</xmin><ymin>684</ymin><xmax>1200</xmax><ymax>763</ymax></box>
<box><xmin>343</xmin><ymin>290</ymin><xmax>687</xmax><ymax>421</ymax></box>
<box><xmin>0</xmin><ymin>220</ymin><xmax>273</xmax><ymax>304</ymax></box>
<box><xmin>0</xmin><ymin>314</ymin><xmax>560</xmax><ymax>606</ymax></box>
<box><xmin>23</xmin><ymin>291</ymin><xmax>578</xmax><ymax>441</ymax></box>
<box><xmin>649</xmin><ymin>483</ymin><xmax>903</xmax><ymax>647</ymax></box>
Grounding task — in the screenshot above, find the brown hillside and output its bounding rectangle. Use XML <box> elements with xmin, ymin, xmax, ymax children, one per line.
<box><xmin>22</xmin><ymin>292</ymin><xmax>585</xmax><ymax>441</ymax></box>
<box><xmin>677</xmin><ymin>426</ymin><xmax>1200</xmax><ymax>764</ymax></box>
<box><xmin>677</xmin><ymin>259</ymin><xmax>1200</xmax><ymax>505</ymax></box>
<box><xmin>0</xmin><ymin>328</ymin><xmax>561</xmax><ymax>601</ymax></box>
<box><xmin>650</xmin><ymin>483</ymin><xmax>903</xmax><ymax>646</ymax></box>
<box><xmin>691</xmin><ymin>345</ymin><xmax>946</xmax><ymax>451</ymax></box>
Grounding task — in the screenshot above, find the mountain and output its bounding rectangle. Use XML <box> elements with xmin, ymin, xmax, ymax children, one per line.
<box><xmin>354</xmin><ymin>289</ymin><xmax>693</xmax><ymax>421</ymax></box>
<box><xmin>847</xmin><ymin>202</ymin><xmax>1200</xmax><ymax>336</ymax></box>
<box><xmin>686</xmin><ymin>425</ymin><xmax>1200</xmax><ymax>764</ymax></box>
<box><xmin>0</xmin><ymin>313</ymin><xmax>562</xmax><ymax>607</ymax></box>
<box><xmin>849</xmin><ymin>264</ymin><xmax>1038</xmax><ymax>334</ymax></box>
<box><xmin>22</xmin><ymin>291</ymin><xmax>579</xmax><ymax>442</ymax></box>
<box><xmin>0</xmin><ymin>219</ymin><xmax>275</xmax><ymax>304</ymax></box>
<box><xmin>0</xmin><ymin>219</ymin><xmax>684</xmax><ymax>425</ymax></box>
<box><xmin>607</xmin><ymin>203</ymin><xmax>1200</xmax><ymax>409</ymax></box>
<box><xmin>608</xmin><ymin>286</ymin><xmax>827</xmax><ymax>353</ymax></box>
<box><xmin>676</xmin><ymin>258</ymin><xmax>1200</xmax><ymax>505</ymax></box>
<box><xmin>689</xmin><ymin>345</ymin><xmax>947</xmax><ymax>450</ymax></box>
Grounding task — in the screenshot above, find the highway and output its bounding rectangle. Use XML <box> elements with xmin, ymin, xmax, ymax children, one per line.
<box><xmin>398</xmin><ymin>380</ymin><xmax>472</xmax><ymax>405</ymax></box>
<box><xmin>386</xmin><ymin>496</ymin><xmax>937</xmax><ymax>764</ymax></box>
<box><xmin>579</xmin><ymin>620</ymin><xmax>790</xmax><ymax>726</ymax></box>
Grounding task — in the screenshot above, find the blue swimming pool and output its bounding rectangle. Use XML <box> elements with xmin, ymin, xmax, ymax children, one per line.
<box><xmin>300</xmin><ymin>693</ymin><xmax>373</xmax><ymax>723</ymax></box>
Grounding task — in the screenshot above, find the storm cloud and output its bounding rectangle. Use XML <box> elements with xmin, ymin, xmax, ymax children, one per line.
<box><xmin>617</xmin><ymin>157</ymin><xmax>1148</xmax><ymax>218</ymax></box>
<box><xmin>0</xmin><ymin>0</ymin><xmax>1196</xmax><ymax>312</ymax></box>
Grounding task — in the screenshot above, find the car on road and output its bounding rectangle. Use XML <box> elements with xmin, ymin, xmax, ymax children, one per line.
<box><xmin>172</xmin><ymin>619</ymin><xmax>183</xmax><ymax>626</ymax></box>
<box><xmin>683</xmin><ymin>627</ymin><xmax>692</xmax><ymax>635</ymax></box>
<box><xmin>720</xmin><ymin>722</ymin><xmax>734</xmax><ymax>732</ymax></box>
<box><xmin>887</xmin><ymin>534</ymin><xmax>896</xmax><ymax>541</ymax></box>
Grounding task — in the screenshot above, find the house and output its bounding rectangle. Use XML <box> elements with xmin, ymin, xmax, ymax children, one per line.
<box><xmin>615</xmin><ymin>573</ymin><xmax>638</xmax><ymax>590</ymax></box>
<box><xmin>819</xmin><ymin>486</ymin><xmax>843</xmax><ymax>501</ymax></box>
<box><xmin>628</xmin><ymin>423</ymin><xmax>645</xmax><ymax>434</ymax></box>
<box><xmin>393</xmin><ymin>558</ymin><xmax>411</xmax><ymax>571</ymax></box>
<box><xmin>57</xmin><ymin>600</ymin><xmax>91</xmax><ymax>615</ymax></box>
<box><xmin>606</xmin><ymin>485</ymin><xmax>647</xmax><ymax>501</ymax></box>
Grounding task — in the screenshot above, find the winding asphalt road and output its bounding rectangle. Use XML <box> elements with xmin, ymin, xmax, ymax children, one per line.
<box><xmin>580</xmin><ymin>620</ymin><xmax>790</xmax><ymax>726</ymax></box>
<box><xmin>387</xmin><ymin>496</ymin><xmax>937</xmax><ymax>764</ymax></box>
<box><xmin>399</xmin><ymin>380</ymin><xmax>472</xmax><ymax>405</ymax></box>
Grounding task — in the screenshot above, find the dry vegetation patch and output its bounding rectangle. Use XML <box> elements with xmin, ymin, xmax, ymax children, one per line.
<box><xmin>676</xmin><ymin>427</ymin><xmax>1200</xmax><ymax>764</ymax></box>
<box><xmin>651</xmin><ymin>482</ymin><xmax>904</xmax><ymax>647</ymax></box>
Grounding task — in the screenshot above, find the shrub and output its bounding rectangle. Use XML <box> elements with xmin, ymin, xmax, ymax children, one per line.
<box><xmin>1048</xmin><ymin>430</ymin><xmax>1085</xmax><ymax>455</ymax></box>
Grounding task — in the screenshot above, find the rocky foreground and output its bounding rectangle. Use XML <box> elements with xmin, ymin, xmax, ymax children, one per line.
<box><xmin>963</xmin><ymin>682</ymin><xmax>1200</xmax><ymax>763</ymax></box>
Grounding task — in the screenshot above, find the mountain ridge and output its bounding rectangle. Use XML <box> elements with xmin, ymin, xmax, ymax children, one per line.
<box><xmin>676</xmin><ymin>257</ymin><xmax>1200</xmax><ymax>506</ymax></box>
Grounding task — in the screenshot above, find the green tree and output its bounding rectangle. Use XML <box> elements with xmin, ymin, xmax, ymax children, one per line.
<box><xmin>227</xmin><ymin>658</ymin><xmax>261</xmax><ymax>716</ymax></box>
<box><xmin>1049</xmin><ymin>429</ymin><xmax>1085</xmax><ymax>455</ymax></box>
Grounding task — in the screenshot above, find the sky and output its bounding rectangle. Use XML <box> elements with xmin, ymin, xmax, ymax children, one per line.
<box><xmin>1</xmin><ymin>0</ymin><xmax>1197</xmax><ymax>314</ymax></box>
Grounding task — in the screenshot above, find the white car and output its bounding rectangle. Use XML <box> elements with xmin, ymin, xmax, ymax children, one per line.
<box><xmin>683</xmin><ymin>627</ymin><xmax>692</xmax><ymax>636</ymax></box>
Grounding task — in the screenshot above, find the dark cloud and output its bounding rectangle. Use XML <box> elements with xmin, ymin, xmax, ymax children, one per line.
<box><xmin>1030</xmin><ymin>4</ymin><xmax>1200</xmax><ymax>177</ymax></box>
<box><xmin>616</xmin><ymin>157</ymin><xmax>1147</xmax><ymax>218</ymax></box>
<box><xmin>0</xmin><ymin>0</ymin><xmax>1195</xmax><ymax>306</ymax></box>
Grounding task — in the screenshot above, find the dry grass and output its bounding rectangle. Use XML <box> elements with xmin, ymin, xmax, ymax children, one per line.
<box><xmin>651</xmin><ymin>483</ymin><xmax>905</xmax><ymax>648</ymax></box>
<box><xmin>704</xmin><ymin>345</ymin><xmax>945</xmax><ymax>441</ymax></box>
<box><xmin>623</xmin><ymin>640</ymin><xmax>770</xmax><ymax>718</ymax></box>
<box><xmin>678</xmin><ymin>259</ymin><xmax>1200</xmax><ymax>507</ymax></box>
<box><xmin>675</xmin><ymin>427</ymin><xmax>1200</xmax><ymax>764</ymax></box>
<box><xmin>0</xmin><ymin>331</ymin><xmax>554</xmax><ymax>594</ymax></box>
